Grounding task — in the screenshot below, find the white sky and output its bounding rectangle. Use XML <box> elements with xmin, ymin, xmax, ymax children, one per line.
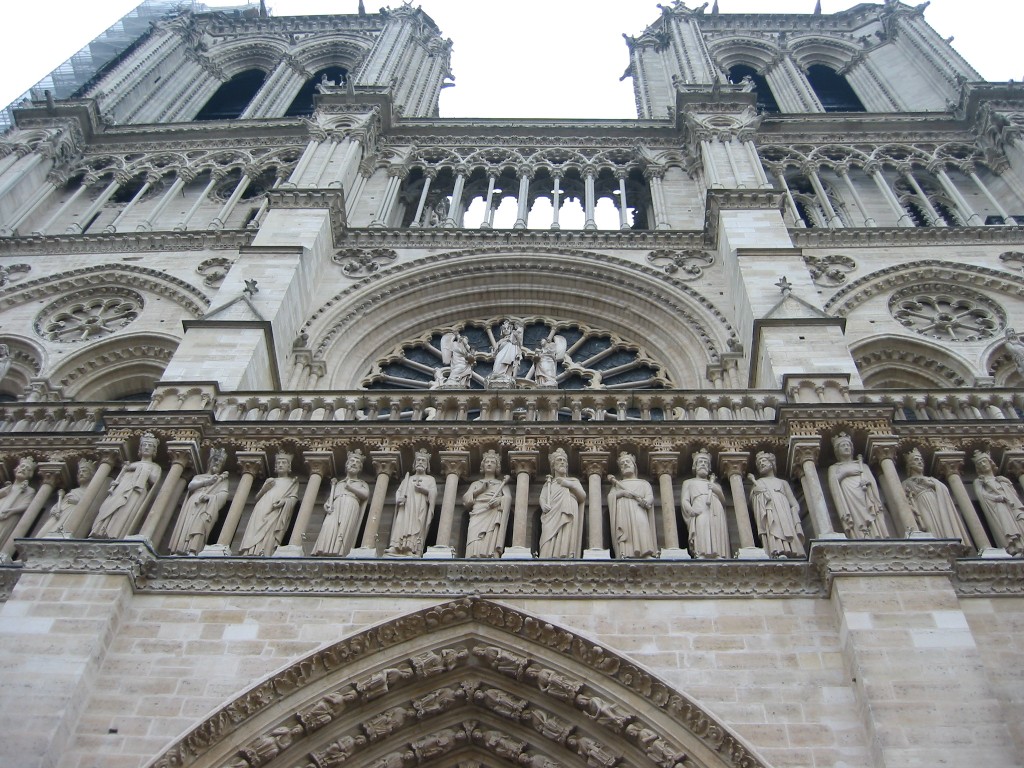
<box><xmin>0</xmin><ymin>0</ymin><xmax>1021</xmax><ymax>119</ymax></box>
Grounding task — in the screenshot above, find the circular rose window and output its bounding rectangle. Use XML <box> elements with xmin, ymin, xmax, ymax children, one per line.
<box><xmin>888</xmin><ymin>284</ymin><xmax>1003</xmax><ymax>342</ymax></box>
<box><xmin>35</xmin><ymin>288</ymin><xmax>143</xmax><ymax>343</ymax></box>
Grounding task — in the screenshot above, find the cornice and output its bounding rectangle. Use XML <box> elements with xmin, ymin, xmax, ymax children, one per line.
<box><xmin>336</xmin><ymin>227</ymin><xmax>705</xmax><ymax>251</ymax></box>
<box><xmin>0</xmin><ymin>229</ymin><xmax>252</xmax><ymax>256</ymax></box>
<box><xmin>791</xmin><ymin>225</ymin><xmax>1024</xmax><ymax>249</ymax></box>
<box><xmin>12</xmin><ymin>539</ymin><xmax>1019</xmax><ymax>599</ymax></box>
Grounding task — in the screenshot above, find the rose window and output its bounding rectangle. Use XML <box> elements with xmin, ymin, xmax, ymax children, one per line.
<box><xmin>363</xmin><ymin>317</ymin><xmax>672</xmax><ymax>390</ymax></box>
<box><xmin>36</xmin><ymin>289</ymin><xmax>143</xmax><ymax>343</ymax></box>
<box><xmin>888</xmin><ymin>285</ymin><xmax>1003</xmax><ymax>342</ymax></box>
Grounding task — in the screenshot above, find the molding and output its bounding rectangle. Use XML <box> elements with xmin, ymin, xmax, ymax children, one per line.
<box><xmin>791</xmin><ymin>225</ymin><xmax>1024</xmax><ymax>249</ymax></box>
<box><xmin>953</xmin><ymin>557</ymin><xmax>1024</xmax><ymax>596</ymax></box>
<box><xmin>0</xmin><ymin>229</ymin><xmax>252</xmax><ymax>256</ymax></box>
<box><xmin>336</xmin><ymin>227</ymin><xmax>705</xmax><ymax>250</ymax></box>
<box><xmin>809</xmin><ymin>539</ymin><xmax>970</xmax><ymax>594</ymax></box>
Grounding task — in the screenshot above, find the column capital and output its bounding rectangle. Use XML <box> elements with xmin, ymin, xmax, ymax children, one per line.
<box><xmin>96</xmin><ymin>441</ymin><xmax>129</xmax><ymax>467</ymax></box>
<box><xmin>579</xmin><ymin>451</ymin><xmax>610</xmax><ymax>477</ymax></box>
<box><xmin>999</xmin><ymin>450</ymin><xmax>1024</xmax><ymax>479</ymax></box>
<box><xmin>648</xmin><ymin>451</ymin><xmax>678</xmax><ymax>477</ymax></box>
<box><xmin>643</xmin><ymin>166</ymin><xmax>666</xmax><ymax>181</ymax></box>
<box><xmin>932</xmin><ymin>450</ymin><xmax>966</xmax><ymax>479</ymax></box>
<box><xmin>508</xmin><ymin>451</ymin><xmax>539</xmax><ymax>476</ymax></box>
<box><xmin>36</xmin><ymin>460</ymin><xmax>71</xmax><ymax>489</ymax></box>
<box><xmin>166</xmin><ymin>440</ymin><xmax>200</xmax><ymax>470</ymax></box>
<box><xmin>865</xmin><ymin>435</ymin><xmax>900</xmax><ymax>466</ymax></box>
<box><xmin>833</xmin><ymin>162</ymin><xmax>850</xmax><ymax>176</ymax></box>
<box><xmin>788</xmin><ymin>438</ymin><xmax>821</xmax><ymax>478</ymax></box>
<box><xmin>863</xmin><ymin>160</ymin><xmax>883</xmax><ymax>175</ymax></box>
<box><xmin>303</xmin><ymin>451</ymin><xmax>335</xmax><ymax>478</ymax></box>
<box><xmin>717</xmin><ymin>451</ymin><xmax>749</xmax><ymax>478</ymax></box>
<box><xmin>235</xmin><ymin>450</ymin><xmax>269</xmax><ymax>479</ymax></box>
<box><xmin>370</xmin><ymin>450</ymin><xmax>401</xmax><ymax>478</ymax></box>
<box><xmin>438</xmin><ymin>450</ymin><xmax>470</xmax><ymax>478</ymax></box>
<box><xmin>801</xmin><ymin>161</ymin><xmax>821</xmax><ymax>175</ymax></box>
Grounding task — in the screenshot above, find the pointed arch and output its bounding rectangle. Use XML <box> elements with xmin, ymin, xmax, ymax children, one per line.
<box><xmin>148</xmin><ymin>598</ymin><xmax>773</xmax><ymax>768</ymax></box>
<box><xmin>851</xmin><ymin>335</ymin><xmax>974</xmax><ymax>389</ymax></box>
<box><xmin>50</xmin><ymin>332</ymin><xmax>179</xmax><ymax>400</ymax></box>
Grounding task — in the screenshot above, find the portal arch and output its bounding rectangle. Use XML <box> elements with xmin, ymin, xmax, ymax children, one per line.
<box><xmin>148</xmin><ymin>598</ymin><xmax>772</xmax><ymax>768</ymax></box>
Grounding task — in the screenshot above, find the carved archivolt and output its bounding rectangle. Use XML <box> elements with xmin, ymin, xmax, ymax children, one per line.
<box><xmin>0</xmin><ymin>263</ymin><xmax>210</xmax><ymax>319</ymax></box>
<box><xmin>851</xmin><ymin>336</ymin><xmax>973</xmax><ymax>389</ymax></box>
<box><xmin>149</xmin><ymin>598</ymin><xmax>771</xmax><ymax>768</ymax></box>
<box><xmin>823</xmin><ymin>260</ymin><xmax>1024</xmax><ymax>318</ymax></box>
<box><xmin>50</xmin><ymin>333</ymin><xmax>178</xmax><ymax>400</ymax></box>
<box><xmin>305</xmin><ymin>249</ymin><xmax>736</xmax><ymax>390</ymax></box>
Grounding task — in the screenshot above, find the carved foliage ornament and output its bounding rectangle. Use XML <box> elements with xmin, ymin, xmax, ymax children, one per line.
<box><xmin>888</xmin><ymin>284</ymin><xmax>1004</xmax><ymax>342</ymax></box>
<box><xmin>35</xmin><ymin>288</ymin><xmax>143</xmax><ymax>343</ymax></box>
<box><xmin>197</xmin><ymin>257</ymin><xmax>233</xmax><ymax>288</ymax></box>
<box><xmin>333</xmin><ymin>248</ymin><xmax>399</xmax><ymax>277</ymax></box>
<box><xmin>646</xmin><ymin>249</ymin><xmax>714</xmax><ymax>280</ymax></box>
<box><xmin>804</xmin><ymin>254</ymin><xmax>857</xmax><ymax>287</ymax></box>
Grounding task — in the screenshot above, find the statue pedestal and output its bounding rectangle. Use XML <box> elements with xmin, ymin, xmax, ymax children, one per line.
<box><xmin>737</xmin><ymin>546</ymin><xmax>770</xmax><ymax>560</ymax></box>
<box><xmin>659</xmin><ymin>547</ymin><xmax>691</xmax><ymax>560</ymax></box>
<box><xmin>500</xmin><ymin>545</ymin><xmax>533</xmax><ymax>560</ymax></box>
<box><xmin>272</xmin><ymin>544</ymin><xmax>306</xmax><ymax>557</ymax></box>
<box><xmin>817</xmin><ymin>532</ymin><xmax>850</xmax><ymax>541</ymax></box>
<box><xmin>906</xmin><ymin>530</ymin><xmax>936</xmax><ymax>539</ymax></box>
<box><xmin>485</xmin><ymin>374</ymin><xmax>517</xmax><ymax>390</ymax></box>
<box><xmin>582</xmin><ymin>548</ymin><xmax>611</xmax><ymax>560</ymax></box>
<box><xmin>199</xmin><ymin>544</ymin><xmax>232</xmax><ymax>557</ymax></box>
<box><xmin>347</xmin><ymin>546</ymin><xmax>378</xmax><ymax>558</ymax></box>
<box><xmin>423</xmin><ymin>545</ymin><xmax>455</xmax><ymax>559</ymax></box>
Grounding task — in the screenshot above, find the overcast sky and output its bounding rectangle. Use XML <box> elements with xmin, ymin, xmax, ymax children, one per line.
<box><xmin>0</xmin><ymin>0</ymin><xmax>1020</xmax><ymax>120</ymax></box>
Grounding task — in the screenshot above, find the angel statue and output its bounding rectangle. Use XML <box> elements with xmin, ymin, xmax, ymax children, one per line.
<box><xmin>438</xmin><ymin>332</ymin><xmax>475</xmax><ymax>388</ymax></box>
<box><xmin>527</xmin><ymin>335</ymin><xmax>567</xmax><ymax>388</ymax></box>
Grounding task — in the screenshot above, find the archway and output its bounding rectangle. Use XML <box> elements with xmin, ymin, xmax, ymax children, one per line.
<box><xmin>148</xmin><ymin>598</ymin><xmax>772</xmax><ymax>768</ymax></box>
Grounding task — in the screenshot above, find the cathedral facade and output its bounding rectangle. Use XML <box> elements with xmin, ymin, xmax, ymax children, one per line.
<box><xmin>0</xmin><ymin>1</ymin><xmax>1022</xmax><ymax>766</ymax></box>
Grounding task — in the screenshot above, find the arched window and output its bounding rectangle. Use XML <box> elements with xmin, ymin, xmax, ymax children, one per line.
<box><xmin>806</xmin><ymin>65</ymin><xmax>866</xmax><ymax>112</ymax></box>
<box><xmin>728</xmin><ymin>64</ymin><xmax>780</xmax><ymax>114</ymax></box>
<box><xmin>195</xmin><ymin>69</ymin><xmax>267</xmax><ymax>121</ymax></box>
<box><xmin>284</xmin><ymin>66</ymin><xmax>349</xmax><ymax>117</ymax></box>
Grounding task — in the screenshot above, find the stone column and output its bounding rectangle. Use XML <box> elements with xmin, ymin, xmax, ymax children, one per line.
<box><xmin>312</xmin><ymin>135</ymin><xmax>340</xmax><ymax>187</ymax></box>
<box><xmin>0</xmin><ymin>146</ymin><xmax>44</xmax><ymax>202</ymax></box>
<box><xmin>502</xmin><ymin>451</ymin><xmax>538</xmax><ymax>559</ymax></box>
<box><xmin>700</xmin><ymin>138</ymin><xmax>722</xmax><ymax>189</ymax></box>
<box><xmin>933</xmin><ymin>451</ymin><xmax>992</xmax><ymax>554</ymax></box>
<box><xmin>583</xmin><ymin>167</ymin><xmax>597</xmax><ymax>231</ymax></box>
<box><xmin>866</xmin><ymin>438</ymin><xmax>919</xmax><ymax>537</ymax></box>
<box><xmin>425</xmin><ymin>450</ymin><xmax>469</xmax><ymax>558</ymax></box>
<box><xmin>720</xmin><ymin>452</ymin><xmax>767</xmax><ymax>558</ymax></box>
<box><xmin>351</xmin><ymin>451</ymin><xmax>399</xmax><ymax>557</ymax></box>
<box><xmin>208</xmin><ymin>167</ymin><xmax>254</xmax><ymax>230</ymax></box>
<box><xmin>283</xmin><ymin>139</ymin><xmax>321</xmax><ymax>188</ymax></box>
<box><xmin>615</xmin><ymin>170</ymin><xmax>630</xmax><ymax>230</ymax></box>
<box><xmin>866</xmin><ymin>162</ymin><xmax>913</xmax><ymax>226</ymax></box>
<box><xmin>549</xmin><ymin>172</ymin><xmax>563</xmax><ymax>230</ymax></box>
<box><xmin>0</xmin><ymin>169</ymin><xmax>64</xmax><ymax>237</ymax></box>
<box><xmin>804</xmin><ymin>163</ymin><xmax>843</xmax><ymax>228</ymax></box>
<box><xmin>772</xmin><ymin>168</ymin><xmax>805</xmax><ymax>227</ymax></box>
<box><xmin>67</xmin><ymin>445</ymin><xmax>126</xmax><ymax>538</ymax></box>
<box><xmin>650</xmin><ymin>452</ymin><xmax>687</xmax><ymax>559</ymax></box>
<box><xmin>444</xmin><ymin>166</ymin><xmax>467</xmax><ymax>227</ymax></box>
<box><xmin>204</xmin><ymin>452</ymin><xmax>266</xmax><ymax>556</ymax></box>
<box><xmin>137</xmin><ymin>170</ymin><xmax>191</xmax><ymax>231</ymax></box>
<box><xmin>900</xmin><ymin>164</ymin><xmax>945</xmax><ymax>226</ymax></box>
<box><xmin>964</xmin><ymin>163</ymin><xmax>1018</xmax><ymax>225</ymax></box>
<box><xmin>33</xmin><ymin>174</ymin><xmax>92</xmax><ymax>235</ymax></box>
<box><xmin>645</xmin><ymin>168</ymin><xmax>671</xmax><ymax>229</ymax></box>
<box><xmin>273</xmin><ymin>451</ymin><xmax>334</xmax><ymax>557</ymax></box>
<box><xmin>722</xmin><ymin>136</ymin><xmax>743</xmax><ymax>188</ymax></box>
<box><xmin>789</xmin><ymin>440</ymin><xmax>841</xmax><ymax>539</ymax></box>
<box><xmin>835</xmin><ymin>163</ymin><xmax>875</xmax><ymax>226</ymax></box>
<box><xmin>580</xmin><ymin>451</ymin><xmax>610</xmax><ymax>558</ymax></box>
<box><xmin>103</xmin><ymin>173</ymin><xmax>157</xmax><ymax>233</ymax></box>
<box><xmin>931</xmin><ymin>163</ymin><xmax>981</xmax><ymax>225</ymax></box>
<box><xmin>0</xmin><ymin>461</ymin><xmax>68</xmax><ymax>559</ymax></box>
<box><xmin>66</xmin><ymin>174</ymin><xmax>125</xmax><ymax>234</ymax></box>
<box><xmin>513</xmin><ymin>166</ymin><xmax>532</xmax><ymax>229</ymax></box>
<box><xmin>173</xmin><ymin>171</ymin><xmax>222</xmax><ymax>231</ymax></box>
<box><xmin>136</xmin><ymin>441</ymin><xmax>199</xmax><ymax>545</ymax></box>
<box><xmin>408</xmin><ymin>169</ymin><xmax>435</xmax><ymax>228</ymax></box>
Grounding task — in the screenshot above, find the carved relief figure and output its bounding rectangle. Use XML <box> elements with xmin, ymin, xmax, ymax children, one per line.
<box><xmin>748</xmin><ymin>451</ymin><xmax>805</xmax><ymax>558</ymax></box>
<box><xmin>312</xmin><ymin>449</ymin><xmax>369</xmax><ymax>556</ymax></box>
<box><xmin>297</xmin><ymin>689</ymin><xmax>357</xmax><ymax>733</ymax></box>
<box><xmin>0</xmin><ymin>344</ymin><xmax>10</xmax><ymax>384</ymax></box>
<box><xmin>538</xmin><ymin>448</ymin><xmax>585</xmax><ymax>559</ymax></box>
<box><xmin>0</xmin><ymin>456</ymin><xmax>36</xmax><ymax>548</ymax></box>
<box><xmin>167</xmin><ymin>448</ymin><xmax>229</xmax><ymax>555</ymax></box>
<box><xmin>607</xmin><ymin>452</ymin><xmax>657</xmax><ymax>558</ymax></box>
<box><xmin>440</xmin><ymin>332</ymin><xmax>475</xmax><ymax>388</ymax></box>
<box><xmin>972</xmin><ymin>450</ymin><xmax>1024</xmax><ymax>553</ymax></box>
<box><xmin>89</xmin><ymin>433</ymin><xmax>162</xmax><ymax>540</ymax></box>
<box><xmin>463</xmin><ymin>450</ymin><xmax>511</xmax><ymax>558</ymax></box>
<box><xmin>238</xmin><ymin>453</ymin><xmax>299</xmax><ymax>556</ymax></box>
<box><xmin>902</xmin><ymin>448</ymin><xmax>971</xmax><ymax>543</ymax></box>
<box><xmin>310</xmin><ymin>735</ymin><xmax>367</xmax><ymax>768</ymax></box>
<box><xmin>38</xmin><ymin>459</ymin><xmax>95</xmax><ymax>538</ymax></box>
<box><xmin>528</xmin><ymin>335</ymin><xmax>566</xmax><ymax>387</ymax></box>
<box><xmin>1004</xmin><ymin>327</ymin><xmax>1024</xmax><ymax>376</ymax></box>
<box><xmin>386</xmin><ymin>449</ymin><xmax>437</xmax><ymax>556</ymax></box>
<box><xmin>827</xmin><ymin>433</ymin><xmax>890</xmax><ymax>539</ymax></box>
<box><xmin>681</xmin><ymin>449</ymin><xmax>729</xmax><ymax>558</ymax></box>
<box><xmin>489</xmin><ymin>320</ymin><xmax>524</xmax><ymax>381</ymax></box>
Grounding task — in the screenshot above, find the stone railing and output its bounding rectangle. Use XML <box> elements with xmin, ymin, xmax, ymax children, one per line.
<box><xmin>853</xmin><ymin>390</ymin><xmax>1024</xmax><ymax>421</ymax></box>
<box><xmin>0</xmin><ymin>403</ymin><xmax>146</xmax><ymax>433</ymax></box>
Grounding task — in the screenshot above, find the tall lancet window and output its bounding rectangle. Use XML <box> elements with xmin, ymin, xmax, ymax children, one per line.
<box><xmin>806</xmin><ymin>65</ymin><xmax>866</xmax><ymax>112</ymax></box>
<box><xmin>195</xmin><ymin>69</ymin><xmax>267</xmax><ymax>121</ymax></box>
<box><xmin>728</xmin><ymin>64</ymin><xmax>780</xmax><ymax>114</ymax></box>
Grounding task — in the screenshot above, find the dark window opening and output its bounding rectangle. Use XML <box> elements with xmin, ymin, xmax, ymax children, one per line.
<box><xmin>195</xmin><ymin>69</ymin><xmax>266</xmax><ymax>121</ymax></box>
<box><xmin>806</xmin><ymin>64</ymin><xmax>866</xmax><ymax>112</ymax></box>
<box><xmin>284</xmin><ymin>66</ymin><xmax>349</xmax><ymax>118</ymax></box>
<box><xmin>112</xmin><ymin>176</ymin><xmax>147</xmax><ymax>204</ymax></box>
<box><xmin>728</xmin><ymin>64</ymin><xmax>780</xmax><ymax>113</ymax></box>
